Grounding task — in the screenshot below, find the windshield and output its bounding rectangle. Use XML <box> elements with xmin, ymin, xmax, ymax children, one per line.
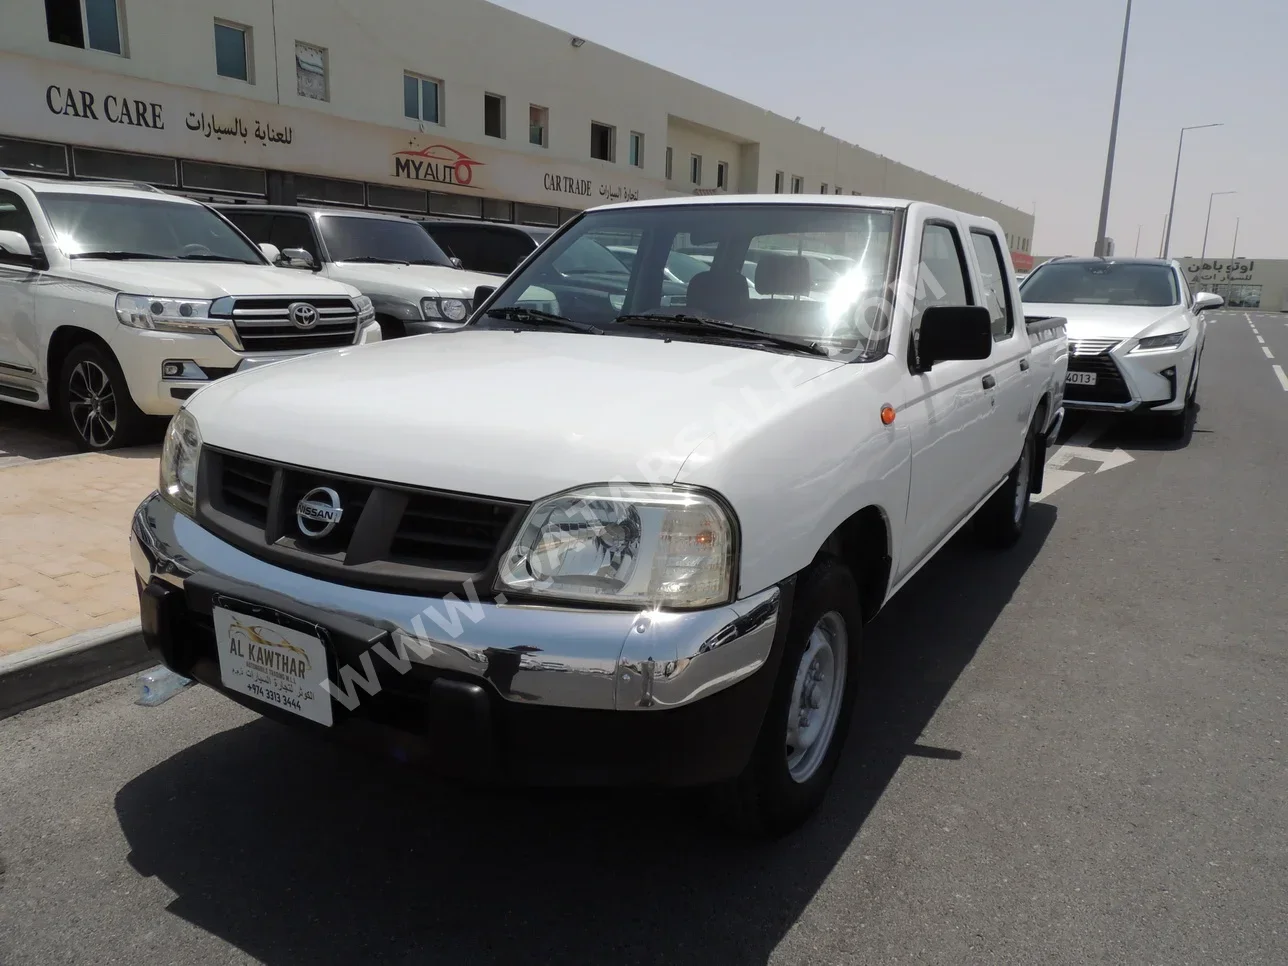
<box><xmin>1020</xmin><ymin>261</ymin><xmax>1179</xmax><ymax>307</ymax></box>
<box><xmin>39</xmin><ymin>194</ymin><xmax>264</xmax><ymax>263</ymax></box>
<box><xmin>480</xmin><ymin>204</ymin><xmax>897</xmax><ymax>356</ymax></box>
<box><xmin>319</xmin><ymin>215</ymin><xmax>453</xmax><ymax>265</ymax></box>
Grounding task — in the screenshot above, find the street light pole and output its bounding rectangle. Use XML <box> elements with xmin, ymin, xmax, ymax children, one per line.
<box><xmin>1162</xmin><ymin>122</ymin><xmax>1222</xmax><ymax>258</ymax></box>
<box><xmin>1201</xmin><ymin>191</ymin><xmax>1236</xmax><ymax>258</ymax></box>
<box><xmin>1134</xmin><ymin>224</ymin><xmax>1142</xmax><ymax>256</ymax></box>
<box><xmin>1232</xmin><ymin>217</ymin><xmax>1240</xmax><ymax>258</ymax></box>
<box><xmin>1093</xmin><ymin>0</ymin><xmax>1132</xmax><ymax>257</ymax></box>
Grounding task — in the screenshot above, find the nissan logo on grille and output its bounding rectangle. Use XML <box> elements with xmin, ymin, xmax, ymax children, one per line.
<box><xmin>296</xmin><ymin>487</ymin><xmax>343</xmax><ymax>538</ymax></box>
<box><xmin>288</xmin><ymin>302</ymin><xmax>318</xmax><ymax>329</ymax></box>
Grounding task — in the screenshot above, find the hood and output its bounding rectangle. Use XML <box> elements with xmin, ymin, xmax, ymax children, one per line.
<box><xmin>62</xmin><ymin>261</ymin><xmax>359</xmax><ymax>299</ymax></box>
<box><xmin>188</xmin><ymin>331</ymin><xmax>845</xmax><ymax>501</ymax></box>
<box><xmin>1023</xmin><ymin>302</ymin><xmax>1191</xmax><ymax>341</ymax></box>
<box><xmin>328</xmin><ymin>262</ymin><xmax>501</xmax><ymax>300</ymax></box>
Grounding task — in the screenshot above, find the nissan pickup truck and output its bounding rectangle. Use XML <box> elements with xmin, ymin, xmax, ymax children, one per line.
<box><xmin>131</xmin><ymin>195</ymin><xmax>1067</xmax><ymax>835</ymax></box>
<box><xmin>0</xmin><ymin>174</ymin><xmax>379</xmax><ymax>450</ymax></box>
<box><xmin>217</xmin><ymin>205</ymin><xmax>502</xmax><ymax>339</ymax></box>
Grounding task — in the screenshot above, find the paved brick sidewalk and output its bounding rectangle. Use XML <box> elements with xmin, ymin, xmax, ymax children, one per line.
<box><xmin>0</xmin><ymin>448</ymin><xmax>159</xmax><ymax>656</ymax></box>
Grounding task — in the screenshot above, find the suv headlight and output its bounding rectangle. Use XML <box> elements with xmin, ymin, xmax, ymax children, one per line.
<box><xmin>496</xmin><ymin>484</ymin><xmax>737</xmax><ymax>608</ymax></box>
<box><xmin>354</xmin><ymin>294</ymin><xmax>376</xmax><ymax>325</ymax></box>
<box><xmin>116</xmin><ymin>294</ymin><xmax>215</xmax><ymax>331</ymax></box>
<box><xmin>159</xmin><ymin>409</ymin><xmax>202</xmax><ymax>514</ymax></box>
<box><xmin>420</xmin><ymin>297</ymin><xmax>471</xmax><ymax>323</ymax></box>
<box><xmin>1132</xmin><ymin>330</ymin><xmax>1187</xmax><ymax>351</ymax></box>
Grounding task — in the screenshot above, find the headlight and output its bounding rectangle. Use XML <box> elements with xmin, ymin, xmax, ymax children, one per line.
<box><xmin>116</xmin><ymin>294</ymin><xmax>214</xmax><ymax>331</ymax></box>
<box><xmin>1133</xmin><ymin>330</ymin><xmax>1187</xmax><ymax>351</ymax></box>
<box><xmin>159</xmin><ymin>409</ymin><xmax>202</xmax><ymax>514</ymax></box>
<box><xmin>354</xmin><ymin>294</ymin><xmax>375</xmax><ymax>324</ymax></box>
<box><xmin>420</xmin><ymin>297</ymin><xmax>471</xmax><ymax>323</ymax></box>
<box><xmin>496</xmin><ymin>485</ymin><xmax>736</xmax><ymax>608</ymax></box>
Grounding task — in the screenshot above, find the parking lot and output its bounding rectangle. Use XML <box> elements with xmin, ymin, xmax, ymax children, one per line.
<box><xmin>0</xmin><ymin>308</ymin><xmax>1284</xmax><ymax>964</ymax></box>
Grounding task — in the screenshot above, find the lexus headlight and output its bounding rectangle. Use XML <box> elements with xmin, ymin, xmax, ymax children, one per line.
<box><xmin>159</xmin><ymin>409</ymin><xmax>202</xmax><ymax>514</ymax></box>
<box><xmin>116</xmin><ymin>294</ymin><xmax>214</xmax><ymax>331</ymax></box>
<box><xmin>1133</xmin><ymin>330</ymin><xmax>1187</xmax><ymax>351</ymax></box>
<box><xmin>420</xmin><ymin>297</ymin><xmax>471</xmax><ymax>323</ymax></box>
<box><xmin>496</xmin><ymin>485</ymin><xmax>736</xmax><ymax>608</ymax></box>
<box><xmin>354</xmin><ymin>294</ymin><xmax>376</xmax><ymax>325</ymax></box>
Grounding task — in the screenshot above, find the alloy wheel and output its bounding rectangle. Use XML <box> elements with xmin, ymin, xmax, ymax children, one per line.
<box><xmin>66</xmin><ymin>360</ymin><xmax>119</xmax><ymax>448</ymax></box>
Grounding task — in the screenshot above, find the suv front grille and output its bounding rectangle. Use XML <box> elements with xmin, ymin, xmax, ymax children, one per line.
<box><xmin>217</xmin><ymin>297</ymin><xmax>359</xmax><ymax>352</ymax></box>
<box><xmin>1067</xmin><ymin>353</ymin><xmax>1131</xmax><ymax>403</ymax></box>
<box><xmin>196</xmin><ymin>449</ymin><xmax>525</xmax><ymax>594</ymax></box>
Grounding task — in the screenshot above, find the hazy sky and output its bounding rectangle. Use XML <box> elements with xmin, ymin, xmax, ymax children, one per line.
<box><xmin>493</xmin><ymin>0</ymin><xmax>1286</xmax><ymax>259</ymax></box>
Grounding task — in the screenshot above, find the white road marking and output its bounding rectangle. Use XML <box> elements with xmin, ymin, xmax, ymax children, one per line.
<box><xmin>1035</xmin><ymin>417</ymin><xmax>1135</xmax><ymax>503</ymax></box>
<box><xmin>1257</xmin><ymin>335</ymin><xmax>1265</xmax><ymax>343</ymax></box>
<box><xmin>1264</xmin><ymin>347</ymin><xmax>1275</xmax><ymax>359</ymax></box>
<box><xmin>1275</xmin><ymin>365</ymin><xmax>1288</xmax><ymax>391</ymax></box>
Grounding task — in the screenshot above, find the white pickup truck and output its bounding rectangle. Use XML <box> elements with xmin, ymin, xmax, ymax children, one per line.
<box><xmin>130</xmin><ymin>195</ymin><xmax>1067</xmax><ymax>834</ymax></box>
<box><xmin>0</xmin><ymin>174</ymin><xmax>379</xmax><ymax>450</ymax></box>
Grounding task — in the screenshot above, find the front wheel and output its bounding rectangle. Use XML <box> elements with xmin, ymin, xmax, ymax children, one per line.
<box><xmin>58</xmin><ymin>343</ymin><xmax>146</xmax><ymax>451</ymax></box>
<box><xmin>975</xmin><ymin>425</ymin><xmax>1036</xmax><ymax>549</ymax></box>
<box><xmin>715</xmin><ymin>560</ymin><xmax>863</xmax><ymax>837</ymax></box>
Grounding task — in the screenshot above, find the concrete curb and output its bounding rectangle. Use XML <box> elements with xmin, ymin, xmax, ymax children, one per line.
<box><xmin>0</xmin><ymin>619</ymin><xmax>151</xmax><ymax>721</ymax></box>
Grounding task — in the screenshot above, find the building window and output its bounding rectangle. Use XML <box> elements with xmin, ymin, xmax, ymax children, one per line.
<box><xmin>46</xmin><ymin>0</ymin><xmax>124</xmax><ymax>55</ymax></box>
<box><xmin>791</xmin><ymin>175</ymin><xmax>803</xmax><ymax>193</ymax></box>
<box><xmin>404</xmin><ymin>72</ymin><xmax>441</xmax><ymax>124</ymax></box>
<box><xmin>629</xmin><ymin>132</ymin><xmax>644</xmax><ymax>168</ymax></box>
<box><xmin>665</xmin><ymin>147</ymin><xmax>673</xmax><ymax>180</ymax></box>
<box><xmin>0</xmin><ymin>136</ymin><xmax>69</xmax><ymax>176</ymax></box>
<box><xmin>214</xmin><ymin>20</ymin><xmax>251</xmax><ymax>81</ymax></box>
<box><xmin>774</xmin><ymin>171</ymin><xmax>784</xmax><ymax>193</ymax></box>
<box><xmin>295</xmin><ymin>41</ymin><xmax>327</xmax><ymax>101</ymax></box>
<box><xmin>716</xmin><ymin>161</ymin><xmax>728</xmax><ymax>190</ymax></box>
<box><xmin>529</xmin><ymin>105</ymin><xmax>548</xmax><ymax>147</ymax></box>
<box><xmin>484</xmin><ymin>93</ymin><xmax>506</xmax><ymax>139</ymax></box>
<box><xmin>690</xmin><ymin>154</ymin><xmax>702</xmax><ymax>185</ymax></box>
<box><xmin>820</xmin><ymin>183</ymin><xmax>828</xmax><ymax>194</ymax></box>
<box><xmin>590</xmin><ymin>122</ymin><xmax>615</xmax><ymax>162</ymax></box>
<box><xmin>835</xmin><ymin>186</ymin><xmax>842</xmax><ymax>195</ymax></box>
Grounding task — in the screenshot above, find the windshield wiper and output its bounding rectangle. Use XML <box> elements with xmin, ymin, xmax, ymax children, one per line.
<box><xmin>484</xmin><ymin>306</ymin><xmax>603</xmax><ymax>334</ymax></box>
<box><xmin>615</xmin><ymin>313</ymin><xmax>830</xmax><ymax>356</ymax></box>
<box><xmin>340</xmin><ymin>256</ymin><xmax>410</xmax><ymax>265</ymax></box>
<box><xmin>177</xmin><ymin>253</ymin><xmax>254</xmax><ymax>263</ymax></box>
<box><xmin>408</xmin><ymin>259</ymin><xmax>452</xmax><ymax>267</ymax></box>
<box><xmin>68</xmin><ymin>251</ymin><xmax>178</xmax><ymax>260</ymax></box>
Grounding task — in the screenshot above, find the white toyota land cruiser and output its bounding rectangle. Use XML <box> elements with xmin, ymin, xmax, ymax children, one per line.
<box><xmin>131</xmin><ymin>196</ymin><xmax>1067</xmax><ymax>834</ymax></box>
<box><xmin>0</xmin><ymin>174</ymin><xmax>379</xmax><ymax>450</ymax></box>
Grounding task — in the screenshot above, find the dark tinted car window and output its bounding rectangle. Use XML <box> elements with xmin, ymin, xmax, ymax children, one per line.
<box><xmin>1021</xmin><ymin>262</ymin><xmax>1179</xmax><ymax>307</ymax></box>
<box><xmin>424</xmin><ymin>224</ymin><xmax>537</xmax><ymax>275</ymax></box>
<box><xmin>221</xmin><ymin>210</ymin><xmax>271</xmax><ymax>248</ymax></box>
<box><xmin>270</xmin><ymin>214</ymin><xmax>320</xmax><ymax>262</ymax></box>
<box><xmin>320</xmin><ymin>215</ymin><xmax>452</xmax><ymax>265</ymax></box>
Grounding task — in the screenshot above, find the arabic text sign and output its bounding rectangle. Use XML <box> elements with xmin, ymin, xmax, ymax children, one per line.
<box><xmin>1185</xmin><ymin>259</ymin><xmax>1256</xmax><ymax>284</ymax></box>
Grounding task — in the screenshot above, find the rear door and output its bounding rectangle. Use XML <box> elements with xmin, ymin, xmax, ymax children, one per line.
<box><xmin>897</xmin><ymin>213</ymin><xmax>996</xmax><ymax>579</ymax></box>
<box><xmin>968</xmin><ymin>226</ymin><xmax>1032</xmax><ymax>476</ymax></box>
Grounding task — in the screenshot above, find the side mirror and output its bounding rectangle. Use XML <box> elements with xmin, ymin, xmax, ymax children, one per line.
<box><xmin>280</xmin><ymin>247</ymin><xmax>316</xmax><ymax>270</ymax></box>
<box><xmin>450</xmin><ymin>256</ymin><xmax>465</xmax><ymax>270</ymax></box>
<box><xmin>916</xmin><ymin>305</ymin><xmax>993</xmax><ymax>370</ymax></box>
<box><xmin>258</xmin><ymin>242</ymin><xmax>282</xmax><ymax>264</ymax></box>
<box><xmin>0</xmin><ymin>229</ymin><xmax>34</xmax><ymax>262</ymax></box>
<box><xmin>1193</xmin><ymin>291</ymin><xmax>1224</xmax><ymax>313</ymax></box>
<box><xmin>473</xmin><ymin>285</ymin><xmax>497</xmax><ymax>306</ymax></box>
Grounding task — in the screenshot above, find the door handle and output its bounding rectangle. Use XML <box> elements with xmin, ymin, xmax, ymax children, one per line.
<box><xmin>982</xmin><ymin>374</ymin><xmax>997</xmax><ymax>390</ymax></box>
<box><xmin>1019</xmin><ymin>358</ymin><xmax>1030</xmax><ymax>371</ymax></box>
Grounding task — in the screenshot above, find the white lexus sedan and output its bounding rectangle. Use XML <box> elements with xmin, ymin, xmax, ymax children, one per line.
<box><xmin>1019</xmin><ymin>257</ymin><xmax>1222</xmax><ymax>438</ymax></box>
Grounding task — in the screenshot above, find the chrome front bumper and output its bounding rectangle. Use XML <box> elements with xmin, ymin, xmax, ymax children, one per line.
<box><xmin>130</xmin><ymin>493</ymin><xmax>781</xmax><ymax>713</ymax></box>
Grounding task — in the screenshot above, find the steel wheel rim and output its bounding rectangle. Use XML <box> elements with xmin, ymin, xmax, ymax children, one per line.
<box><xmin>786</xmin><ymin>610</ymin><xmax>848</xmax><ymax>784</ymax></box>
<box><xmin>1013</xmin><ymin>437</ymin><xmax>1031</xmax><ymax>523</ymax></box>
<box><xmin>67</xmin><ymin>361</ymin><xmax>118</xmax><ymax>448</ymax></box>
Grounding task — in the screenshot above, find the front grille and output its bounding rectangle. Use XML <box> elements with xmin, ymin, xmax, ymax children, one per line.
<box><xmin>217</xmin><ymin>297</ymin><xmax>359</xmax><ymax>352</ymax></box>
<box><xmin>1067</xmin><ymin>354</ymin><xmax>1131</xmax><ymax>403</ymax></box>
<box><xmin>1069</xmin><ymin>337</ymin><xmax>1121</xmax><ymax>357</ymax></box>
<box><xmin>196</xmin><ymin>449</ymin><xmax>525</xmax><ymax>593</ymax></box>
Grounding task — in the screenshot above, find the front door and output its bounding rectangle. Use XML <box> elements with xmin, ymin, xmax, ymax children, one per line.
<box><xmin>0</xmin><ymin>189</ymin><xmax>43</xmax><ymax>388</ymax></box>
<box><xmin>896</xmin><ymin>218</ymin><xmax>995</xmax><ymax>580</ymax></box>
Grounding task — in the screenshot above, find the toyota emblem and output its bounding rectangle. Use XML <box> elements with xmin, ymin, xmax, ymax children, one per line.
<box><xmin>295</xmin><ymin>487</ymin><xmax>343</xmax><ymax>538</ymax></box>
<box><xmin>288</xmin><ymin>302</ymin><xmax>319</xmax><ymax>329</ymax></box>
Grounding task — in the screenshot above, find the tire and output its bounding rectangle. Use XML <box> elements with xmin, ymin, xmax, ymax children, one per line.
<box><xmin>1158</xmin><ymin>353</ymin><xmax>1199</xmax><ymax>440</ymax></box>
<box><xmin>975</xmin><ymin>425</ymin><xmax>1036</xmax><ymax>549</ymax></box>
<box><xmin>377</xmin><ymin>316</ymin><xmax>406</xmax><ymax>339</ymax></box>
<box><xmin>58</xmin><ymin>343</ymin><xmax>146</xmax><ymax>451</ymax></box>
<box><xmin>716</xmin><ymin>559</ymin><xmax>863</xmax><ymax>837</ymax></box>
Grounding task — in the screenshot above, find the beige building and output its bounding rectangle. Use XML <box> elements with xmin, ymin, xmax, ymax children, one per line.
<box><xmin>2</xmin><ymin>0</ymin><xmax>1034</xmax><ymax>262</ymax></box>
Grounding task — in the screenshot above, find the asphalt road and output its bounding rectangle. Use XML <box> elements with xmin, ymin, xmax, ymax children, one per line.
<box><xmin>1</xmin><ymin>309</ymin><xmax>1285</xmax><ymax>965</ymax></box>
